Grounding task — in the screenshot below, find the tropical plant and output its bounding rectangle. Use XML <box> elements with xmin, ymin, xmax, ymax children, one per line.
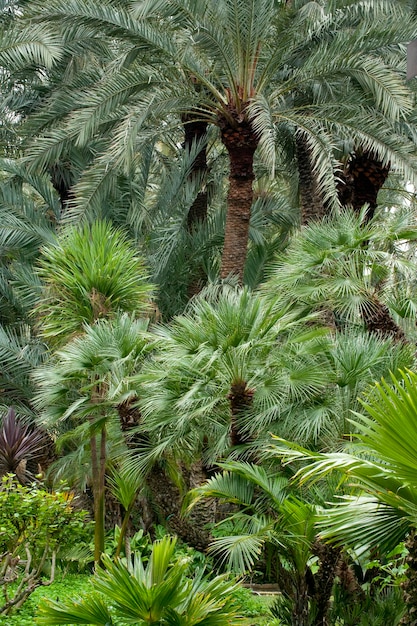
<box><xmin>36</xmin><ymin>534</ymin><xmax>244</xmax><ymax>625</ymax></box>
<box><xmin>34</xmin><ymin>221</ymin><xmax>153</xmax><ymax>563</ymax></box>
<box><xmin>269</xmin><ymin>369</ymin><xmax>417</xmax><ymax>624</ymax></box>
<box><xmin>0</xmin><ymin>475</ymin><xmax>90</xmax><ymax>616</ymax></box>
<box><xmin>35</xmin><ymin>220</ymin><xmax>152</xmax><ymax>345</ymax></box>
<box><xmin>262</xmin><ymin>208</ymin><xmax>417</xmax><ymax>343</ymax></box>
<box><xmin>34</xmin><ymin>314</ymin><xmax>152</xmax><ymax>565</ymax></box>
<box><xmin>184</xmin><ymin>459</ymin><xmax>338</xmax><ymax>626</ymax></box>
<box><xmin>20</xmin><ymin>0</ymin><xmax>417</xmax><ymax>282</ymax></box>
<box><xmin>137</xmin><ymin>285</ymin><xmax>330</xmax><ymax>469</ymax></box>
<box><xmin>0</xmin><ymin>406</ymin><xmax>48</xmax><ymax>483</ymax></box>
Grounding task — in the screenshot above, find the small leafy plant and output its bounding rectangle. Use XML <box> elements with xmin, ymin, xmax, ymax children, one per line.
<box><xmin>0</xmin><ymin>407</ymin><xmax>47</xmax><ymax>483</ymax></box>
<box><xmin>0</xmin><ymin>475</ymin><xmax>91</xmax><ymax>615</ymax></box>
<box><xmin>37</xmin><ymin>535</ymin><xmax>245</xmax><ymax>625</ymax></box>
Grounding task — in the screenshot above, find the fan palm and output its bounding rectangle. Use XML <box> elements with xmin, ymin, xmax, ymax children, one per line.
<box><xmin>34</xmin><ymin>221</ymin><xmax>153</xmax><ymax>563</ymax></box>
<box><xmin>22</xmin><ymin>0</ymin><xmax>417</xmax><ymax>281</ymax></box>
<box><xmin>37</xmin><ymin>535</ymin><xmax>244</xmax><ymax>626</ymax></box>
<box><xmin>35</xmin><ymin>219</ymin><xmax>153</xmax><ymax>345</ymax></box>
<box><xmin>262</xmin><ymin>208</ymin><xmax>417</xmax><ymax>343</ymax></box>
<box><xmin>136</xmin><ymin>285</ymin><xmax>330</xmax><ymax>470</ymax></box>
<box><xmin>34</xmin><ymin>313</ymin><xmax>152</xmax><ymax>564</ymax></box>
<box><xmin>184</xmin><ymin>460</ymin><xmax>336</xmax><ymax>626</ymax></box>
<box><xmin>269</xmin><ymin>369</ymin><xmax>417</xmax><ymax>624</ymax></box>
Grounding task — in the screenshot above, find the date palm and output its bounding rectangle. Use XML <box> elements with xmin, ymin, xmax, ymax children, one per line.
<box><xmin>22</xmin><ymin>0</ymin><xmax>417</xmax><ymax>281</ymax></box>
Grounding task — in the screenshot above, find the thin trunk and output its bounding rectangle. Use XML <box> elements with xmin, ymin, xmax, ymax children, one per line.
<box><xmin>400</xmin><ymin>529</ymin><xmax>417</xmax><ymax>625</ymax></box>
<box><xmin>220</xmin><ymin>118</ymin><xmax>259</xmax><ymax>282</ymax></box>
<box><xmin>182</xmin><ymin>115</ymin><xmax>209</xmax><ymax>298</ymax></box>
<box><xmin>91</xmin><ymin>427</ymin><xmax>106</xmax><ymax>567</ymax></box>
<box><xmin>296</xmin><ymin>133</ymin><xmax>327</xmax><ymax>225</ymax></box>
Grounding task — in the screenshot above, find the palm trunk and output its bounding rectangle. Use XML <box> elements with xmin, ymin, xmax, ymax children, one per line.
<box><xmin>182</xmin><ymin>116</ymin><xmax>208</xmax><ymax>230</ymax></box>
<box><xmin>311</xmin><ymin>540</ymin><xmax>341</xmax><ymax>626</ymax></box>
<box><xmin>337</xmin><ymin>150</ymin><xmax>390</xmax><ymax>223</ymax></box>
<box><xmin>182</xmin><ymin>115</ymin><xmax>209</xmax><ymax>298</ymax></box>
<box><xmin>400</xmin><ymin>529</ymin><xmax>417</xmax><ymax>625</ymax></box>
<box><xmin>228</xmin><ymin>379</ymin><xmax>255</xmax><ymax>448</ymax></box>
<box><xmin>296</xmin><ymin>133</ymin><xmax>327</xmax><ymax>225</ymax></box>
<box><xmin>220</xmin><ymin>119</ymin><xmax>259</xmax><ymax>282</ymax></box>
<box><xmin>361</xmin><ymin>296</ymin><xmax>407</xmax><ymax>344</ymax></box>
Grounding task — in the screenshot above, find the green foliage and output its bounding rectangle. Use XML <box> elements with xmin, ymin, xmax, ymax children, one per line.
<box><xmin>271</xmin><ymin>369</ymin><xmax>417</xmax><ymax>553</ymax></box>
<box><xmin>37</xmin><ymin>535</ymin><xmax>245</xmax><ymax>625</ymax></box>
<box><xmin>0</xmin><ymin>574</ymin><xmax>91</xmax><ymax>626</ymax></box>
<box><xmin>0</xmin><ymin>476</ymin><xmax>91</xmax><ymax>615</ymax></box>
<box><xmin>36</xmin><ymin>220</ymin><xmax>153</xmax><ymax>345</ymax></box>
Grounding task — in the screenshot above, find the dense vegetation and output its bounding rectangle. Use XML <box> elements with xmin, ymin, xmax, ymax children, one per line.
<box><xmin>2</xmin><ymin>0</ymin><xmax>417</xmax><ymax>624</ymax></box>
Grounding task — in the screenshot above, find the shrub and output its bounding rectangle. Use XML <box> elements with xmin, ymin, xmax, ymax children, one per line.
<box><xmin>0</xmin><ymin>475</ymin><xmax>91</xmax><ymax>615</ymax></box>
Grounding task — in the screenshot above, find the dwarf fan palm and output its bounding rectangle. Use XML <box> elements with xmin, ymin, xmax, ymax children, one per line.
<box><xmin>269</xmin><ymin>370</ymin><xmax>417</xmax><ymax>624</ymax></box>
<box><xmin>34</xmin><ymin>313</ymin><xmax>152</xmax><ymax>564</ymax></box>
<box><xmin>262</xmin><ymin>208</ymin><xmax>417</xmax><ymax>343</ymax></box>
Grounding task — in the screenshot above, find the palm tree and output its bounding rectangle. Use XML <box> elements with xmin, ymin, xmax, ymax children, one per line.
<box><xmin>269</xmin><ymin>369</ymin><xmax>417</xmax><ymax>624</ymax></box>
<box><xmin>262</xmin><ymin>209</ymin><xmax>417</xmax><ymax>343</ymax></box>
<box><xmin>34</xmin><ymin>313</ymin><xmax>152</xmax><ymax>564</ymax></box>
<box><xmin>37</xmin><ymin>535</ymin><xmax>244</xmax><ymax>626</ymax></box>
<box><xmin>21</xmin><ymin>0</ymin><xmax>417</xmax><ymax>281</ymax></box>
<box><xmin>34</xmin><ymin>220</ymin><xmax>153</xmax><ymax>563</ymax></box>
<box><xmin>184</xmin><ymin>459</ymin><xmax>339</xmax><ymax>626</ymax></box>
<box><xmin>137</xmin><ymin>285</ymin><xmax>330</xmax><ymax>467</ymax></box>
<box><xmin>35</xmin><ymin>219</ymin><xmax>152</xmax><ymax>345</ymax></box>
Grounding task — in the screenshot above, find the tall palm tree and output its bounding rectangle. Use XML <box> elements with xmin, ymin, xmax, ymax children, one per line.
<box><xmin>22</xmin><ymin>0</ymin><xmax>417</xmax><ymax>281</ymax></box>
<box><xmin>34</xmin><ymin>313</ymin><xmax>152</xmax><ymax>564</ymax></box>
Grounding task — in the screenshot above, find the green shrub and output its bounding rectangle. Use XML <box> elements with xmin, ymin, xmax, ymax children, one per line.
<box><xmin>0</xmin><ymin>475</ymin><xmax>91</xmax><ymax>615</ymax></box>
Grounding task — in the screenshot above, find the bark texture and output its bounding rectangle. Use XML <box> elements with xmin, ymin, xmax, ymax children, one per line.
<box><xmin>311</xmin><ymin>540</ymin><xmax>342</xmax><ymax>626</ymax></box>
<box><xmin>296</xmin><ymin>133</ymin><xmax>328</xmax><ymax>225</ymax></box>
<box><xmin>145</xmin><ymin>462</ymin><xmax>214</xmax><ymax>551</ymax></box>
<box><xmin>182</xmin><ymin>115</ymin><xmax>209</xmax><ymax>298</ymax></box>
<box><xmin>219</xmin><ymin>114</ymin><xmax>259</xmax><ymax>281</ymax></box>
<box><xmin>337</xmin><ymin>150</ymin><xmax>390</xmax><ymax>222</ymax></box>
<box><xmin>228</xmin><ymin>379</ymin><xmax>255</xmax><ymax>448</ymax></box>
<box><xmin>361</xmin><ymin>296</ymin><xmax>407</xmax><ymax>344</ymax></box>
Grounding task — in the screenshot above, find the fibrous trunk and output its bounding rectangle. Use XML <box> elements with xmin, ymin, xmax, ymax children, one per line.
<box><xmin>337</xmin><ymin>150</ymin><xmax>390</xmax><ymax>223</ymax></box>
<box><xmin>91</xmin><ymin>427</ymin><xmax>106</xmax><ymax>566</ymax></box>
<box><xmin>219</xmin><ymin>116</ymin><xmax>259</xmax><ymax>282</ymax></box>
<box><xmin>311</xmin><ymin>540</ymin><xmax>342</xmax><ymax>626</ymax></box>
<box><xmin>182</xmin><ymin>115</ymin><xmax>209</xmax><ymax>298</ymax></box>
<box><xmin>361</xmin><ymin>296</ymin><xmax>407</xmax><ymax>344</ymax></box>
<box><xmin>296</xmin><ymin>133</ymin><xmax>328</xmax><ymax>225</ymax></box>
<box><xmin>228</xmin><ymin>379</ymin><xmax>255</xmax><ymax>449</ymax></box>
